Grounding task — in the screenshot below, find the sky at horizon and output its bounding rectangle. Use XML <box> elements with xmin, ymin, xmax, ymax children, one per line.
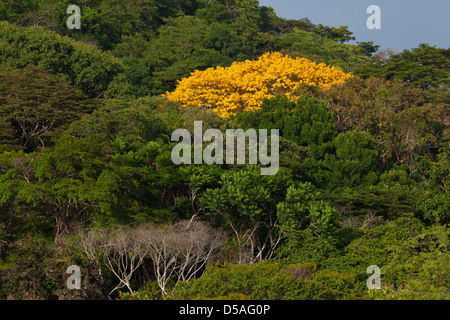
<box><xmin>259</xmin><ymin>0</ymin><xmax>450</xmax><ymax>52</ymax></box>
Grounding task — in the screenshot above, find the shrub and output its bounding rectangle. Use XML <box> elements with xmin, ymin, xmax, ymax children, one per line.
<box><xmin>171</xmin><ymin>261</ymin><xmax>362</xmax><ymax>300</ymax></box>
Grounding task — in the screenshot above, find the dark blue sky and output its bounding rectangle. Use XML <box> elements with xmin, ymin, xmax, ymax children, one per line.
<box><xmin>259</xmin><ymin>0</ymin><xmax>450</xmax><ymax>51</ymax></box>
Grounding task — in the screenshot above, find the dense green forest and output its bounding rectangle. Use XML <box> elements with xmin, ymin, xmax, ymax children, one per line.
<box><xmin>0</xmin><ymin>0</ymin><xmax>448</xmax><ymax>300</ymax></box>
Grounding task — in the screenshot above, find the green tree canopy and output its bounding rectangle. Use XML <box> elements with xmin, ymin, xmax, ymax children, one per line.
<box><xmin>0</xmin><ymin>21</ymin><xmax>129</xmax><ymax>98</ymax></box>
<box><xmin>361</xmin><ymin>44</ymin><xmax>450</xmax><ymax>91</ymax></box>
<box><xmin>0</xmin><ymin>65</ymin><xmax>96</xmax><ymax>153</ymax></box>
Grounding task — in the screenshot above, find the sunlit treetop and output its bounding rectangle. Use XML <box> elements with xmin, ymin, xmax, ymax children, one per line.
<box><xmin>166</xmin><ymin>52</ymin><xmax>353</xmax><ymax>117</ymax></box>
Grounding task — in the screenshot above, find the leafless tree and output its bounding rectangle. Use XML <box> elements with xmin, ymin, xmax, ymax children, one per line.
<box><xmin>338</xmin><ymin>216</ymin><xmax>359</xmax><ymax>229</ymax></box>
<box><xmin>100</xmin><ymin>226</ymin><xmax>149</xmax><ymax>296</ymax></box>
<box><xmin>71</xmin><ymin>227</ymin><xmax>104</xmax><ymax>278</ymax></box>
<box><xmin>229</xmin><ymin>221</ymin><xmax>259</xmax><ymax>265</ymax></box>
<box><xmin>143</xmin><ymin>221</ymin><xmax>226</xmax><ymax>295</ymax></box>
<box><xmin>372</xmin><ymin>48</ymin><xmax>400</xmax><ymax>64</ymax></box>
<box><xmin>229</xmin><ymin>218</ymin><xmax>283</xmax><ymax>265</ymax></box>
<box><xmin>173</xmin><ymin>221</ymin><xmax>226</xmax><ymax>283</ymax></box>
<box><xmin>144</xmin><ymin>224</ymin><xmax>179</xmax><ymax>295</ymax></box>
<box><xmin>338</xmin><ymin>212</ymin><xmax>383</xmax><ymax>230</ymax></box>
<box><xmin>71</xmin><ymin>221</ymin><xmax>226</xmax><ymax>297</ymax></box>
<box><xmin>252</xmin><ymin>223</ymin><xmax>283</xmax><ymax>264</ymax></box>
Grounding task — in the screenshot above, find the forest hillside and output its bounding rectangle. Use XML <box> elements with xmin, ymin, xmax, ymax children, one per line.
<box><xmin>0</xmin><ymin>0</ymin><xmax>448</xmax><ymax>301</ymax></box>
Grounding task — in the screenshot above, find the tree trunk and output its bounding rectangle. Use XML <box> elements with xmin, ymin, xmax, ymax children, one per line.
<box><xmin>54</xmin><ymin>216</ymin><xmax>71</xmax><ymax>245</ymax></box>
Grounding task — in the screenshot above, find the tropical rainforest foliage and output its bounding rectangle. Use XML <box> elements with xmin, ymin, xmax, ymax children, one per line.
<box><xmin>0</xmin><ymin>0</ymin><xmax>448</xmax><ymax>300</ymax></box>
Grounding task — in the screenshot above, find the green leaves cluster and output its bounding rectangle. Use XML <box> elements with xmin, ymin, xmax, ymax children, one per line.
<box><xmin>172</xmin><ymin>261</ymin><xmax>362</xmax><ymax>300</ymax></box>
<box><xmin>0</xmin><ymin>21</ymin><xmax>129</xmax><ymax>98</ymax></box>
<box><xmin>0</xmin><ymin>65</ymin><xmax>96</xmax><ymax>152</ymax></box>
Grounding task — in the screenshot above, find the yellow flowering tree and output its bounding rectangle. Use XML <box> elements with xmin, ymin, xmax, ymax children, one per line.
<box><xmin>166</xmin><ymin>52</ymin><xmax>353</xmax><ymax>117</ymax></box>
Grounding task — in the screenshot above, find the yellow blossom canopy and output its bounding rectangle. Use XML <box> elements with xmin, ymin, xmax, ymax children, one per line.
<box><xmin>166</xmin><ymin>52</ymin><xmax>353</xmax><ymax>117</ymax></box>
